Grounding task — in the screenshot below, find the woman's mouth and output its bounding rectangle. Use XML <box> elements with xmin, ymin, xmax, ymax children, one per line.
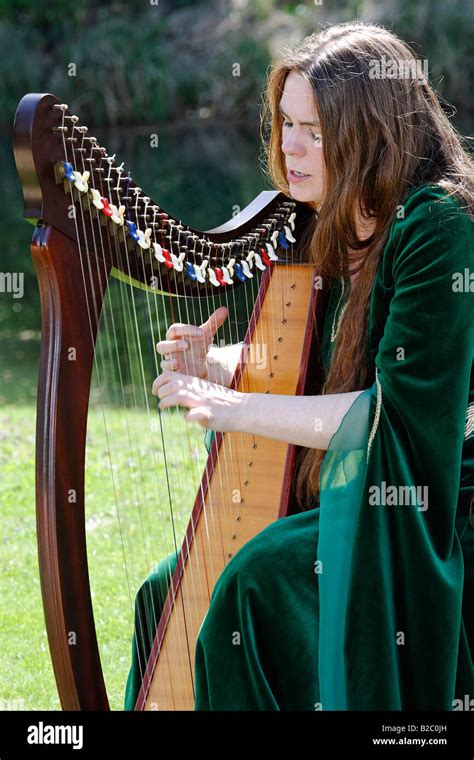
<box><xmin>287</xmin><ymin>170</ymin><xmax>310</xmax><ymax>183</ymax></box>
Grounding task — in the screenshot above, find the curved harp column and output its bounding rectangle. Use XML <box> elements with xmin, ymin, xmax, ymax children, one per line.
<box><xmin>13</xmin><ymin>92</ymin><xmax>324</xmax><ymax>711</ymax></box>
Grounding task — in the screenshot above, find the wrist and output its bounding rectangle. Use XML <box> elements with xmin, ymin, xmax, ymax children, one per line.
<box><xmin>206</xmin><ymin>346</ymin><xmax>233</xmax><ymax>387</ymax></box>
<box><xmin>206</xmin><ymin>356</ymin><xmax>230</xmax><ymax>386</ymax></box>
<box><xmin>235</xmin><ymin>391</ymin><xmax>255</xmax><ymax>434</ymax></box>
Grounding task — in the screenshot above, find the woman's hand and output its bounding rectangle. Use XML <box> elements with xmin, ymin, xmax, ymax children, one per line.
<box><xmin>151</xmin><ymin>370</ymin><xmax>248</xmax><ymax>431</ymax></box>
<box><xmin>156</xmin><ymin>306</ymin><xmax>229</xmax><ymax>380</ymax></box>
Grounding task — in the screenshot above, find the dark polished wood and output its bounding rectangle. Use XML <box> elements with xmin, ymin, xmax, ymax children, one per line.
<box><xmin>31</xmin><ymin>224</ymin><xmax>111</xmax><ymax>709</ymax></box>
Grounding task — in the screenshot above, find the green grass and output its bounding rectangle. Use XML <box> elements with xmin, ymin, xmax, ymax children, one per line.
<box><xmin>0</xmin><ymin>403</ymin><xmax>205</xmax><ymax>710</ymax></box>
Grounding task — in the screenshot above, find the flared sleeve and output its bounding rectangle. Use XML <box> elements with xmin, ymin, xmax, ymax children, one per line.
<box><xmin>317</xmin><ymin>184</ymin><xmax>474</xmax><ymax>710</ymax></box>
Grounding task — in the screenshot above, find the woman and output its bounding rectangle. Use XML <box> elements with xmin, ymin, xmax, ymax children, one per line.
<box><xmin>125</xmin><ymin>21</ymin><xmax>473</xmax><ymax>710</ymax></box>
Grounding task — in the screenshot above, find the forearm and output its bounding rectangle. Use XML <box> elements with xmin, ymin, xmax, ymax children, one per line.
<box><xmin>237</xmin><ymin>390</ymin><xmax>366</xmax><ymax>450</ymax></box>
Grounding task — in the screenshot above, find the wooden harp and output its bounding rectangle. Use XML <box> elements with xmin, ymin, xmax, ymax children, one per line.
<box><xmin>13</xmin><ymin>93</ymin><xmax>328</xmax><ymax>711</ymax></box>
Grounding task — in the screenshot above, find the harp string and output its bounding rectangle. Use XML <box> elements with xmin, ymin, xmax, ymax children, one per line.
<box><xmin>144</xmin><ymin>217</ymin><xmax>296</xmax><ymax>708</ymax></box>
<box><xmin>135</xmin><ymin>226</ymin><xmax>267</xmax><ymax>704</ymax></box>
<box><xmin>71</xmin><ymin>130</ymin><xmax>169</xmax><ymax>701</ymax></box>
<box><xmin>105</xmin><ymin>171</ymin><xmax>194</xmax><ymax>705</ymax></box>
<box><xmin>116</xmin><ymin>183</ymin><xmax>193</xmax><ymax>703</ymax></box>
<box><xmin>84</xmin><ymin>153</ymin><xmax>166</xmax><ymax>698</ymax></box>
<box><xmin>166</xmin><ymin>241</ymin><xmax>223</xmax><ymax>701</ymax></box>
<box><xmin>160</xmin><ymin>241</ymin><xmax>252</xmax><ymax>699</ymax></box>
<box><xmin>107</xmin><ymin>183</ymin><xmax>232</xmax><ymax>705</ymax></box>
<box><xmin>57</xmin><ymin>121</ymin><xmax>149</xmax><ymax>706</ymax></box>
<box><xmin>59</xmin><ymin>105</ymin><xmax>297</xmax><ymax>707</ymax></box>
<box><xmin>148</xmin><ymin>262</ymin><xmax>213</xmax><ymax>703</ymax></box>
<box><xmin>69</xmin><ymin>124</ymin><xmax>186</xmax><ymax>705</ymax></box>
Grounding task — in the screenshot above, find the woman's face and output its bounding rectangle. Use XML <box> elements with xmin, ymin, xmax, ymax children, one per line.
<box><xmin>279</xmin><ymin>71</ymin><xmax>325</xmax><ymax>206</ymax></box>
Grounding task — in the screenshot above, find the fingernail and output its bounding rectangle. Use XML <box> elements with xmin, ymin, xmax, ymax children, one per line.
<box><xmin>179</xmin><ymin>340</ymin><xmax>188</xmax><ymax>349</ymax></box>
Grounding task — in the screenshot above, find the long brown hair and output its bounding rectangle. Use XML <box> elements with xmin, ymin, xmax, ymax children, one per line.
<box><xmin>260</xmin><ymin>21</ymin><xmax>474</xmax><ymax>511</ymax></box>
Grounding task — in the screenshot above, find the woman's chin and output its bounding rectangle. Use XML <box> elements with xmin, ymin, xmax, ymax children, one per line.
<box><xmin>288</xmin><ymin>183</ymin><xmax>322</xmax><ymax>205</ymax></box>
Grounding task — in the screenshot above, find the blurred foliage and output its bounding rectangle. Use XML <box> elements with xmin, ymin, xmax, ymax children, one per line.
<box><xmin>0</xmin><ymin>0</ymin><xmax>217</xmax><ymax>128</ymax></box>
<box><xmin>47</xmin><ymin>15</ymin><xmax>170</xmax><ymax>126</ymax></box>
<box><xmin>0</xmin><ymin>0</ymin><xmax>198</xmax><ymax>30</ymax></box>
<box><xmin>0</xmin><ymin>0</ymin><xmax>472</xmax><ymax>132</ymax></box>
<box><xmin>394</xmin><ymin>0</ymin><xmax>474</xmax><ymax>125</ymax></box>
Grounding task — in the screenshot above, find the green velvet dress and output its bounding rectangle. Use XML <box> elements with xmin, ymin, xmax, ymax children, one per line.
<box><xmin>124</xmin><ymin>183</ymin><xmax>473</xmax><ymax>710</ymax></box>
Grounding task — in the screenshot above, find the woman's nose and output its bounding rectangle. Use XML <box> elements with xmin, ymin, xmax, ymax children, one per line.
<box><xmin>282</xmin><ymin>136</ymin><xmax>305</xmax><ymax>156</ymax></box>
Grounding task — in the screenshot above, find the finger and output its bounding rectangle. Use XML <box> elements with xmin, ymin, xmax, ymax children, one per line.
<box><xmin>158</xmin><ymin>390</ymin><xmax>200</xmax><ymax>410</ymax></box>
<box><xmin>184</xmin><ymin>407</ymin><xmax>211</xmax><ymax>426</ymax></box>
<box><xmin>152</xmin><ymin>370</ymin><xmax>177</xmax><ymax>395</ymax></box>
<box><xmin>200</xmin><ymin>306</ymin><xmax>228</xmax><ymax>341</ymax></box>
<box><xmin>156</xmin><ymin>339</ymin><xmax>190</xmax><ymax>356</ymax></box>
<box><xmin>152</xmin><ymin>370</ymin><xmax>195</xmax><ymax>396</ymax></box>
<box><xmin>165</xmin><ymin>323</ymin><xmax>204</xmax><ymax>341</ymax></box>
<box><xmin>152</xmin><ymin>377</ymin><xmax>169</xmax><ymax>396</ymax></box>
<box><xmin>153</xmin><ymin>379</ymin><xmax>176</xmax><ymax>399</ymax></box>
<box><xmin>160</xmin><ymin>358</ymin><xmax>177</xmax><ymax>371</ymax></box>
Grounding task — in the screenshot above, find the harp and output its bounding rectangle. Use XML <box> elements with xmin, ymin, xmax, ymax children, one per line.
<box><xmin>12</xmin><ymin>93</ymin><xmax>328</xmax><ymax>711</ymax></box>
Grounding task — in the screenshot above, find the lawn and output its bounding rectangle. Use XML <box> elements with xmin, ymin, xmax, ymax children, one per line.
<box><xmin>0</xmin><ymin>403</ymin><xmax>205</xmax><ymax>710</ymax></box>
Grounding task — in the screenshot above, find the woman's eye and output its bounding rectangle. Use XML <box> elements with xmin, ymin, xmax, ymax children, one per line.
<box><xmin>283</xmin><ymin>120</ymin><xmax>322</xmax><ymax>145</ymax></box>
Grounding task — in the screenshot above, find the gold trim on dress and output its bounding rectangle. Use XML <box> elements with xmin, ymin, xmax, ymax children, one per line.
<box><xmin>367</xmin><ymin>366</ymin><xmax>382</xmax><ymax>463</ymax></box>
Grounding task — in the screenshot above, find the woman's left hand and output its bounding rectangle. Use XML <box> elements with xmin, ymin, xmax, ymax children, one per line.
<box><xmin>152</xmin><ymin>370</ymin><xmax>248</xmax><ymax>431</ymax></box>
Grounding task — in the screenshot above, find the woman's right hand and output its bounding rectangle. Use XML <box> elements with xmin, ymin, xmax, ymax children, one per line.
<box><xmin>156</xmin><ymin>306</ymin><xmax>229</xmax><ymax>380</ymax></box>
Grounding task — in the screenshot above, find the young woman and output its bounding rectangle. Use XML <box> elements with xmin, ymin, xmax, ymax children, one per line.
<box><xmin>125</xmin><ymin>21</ymin><xmax>473</xmax><ymax>710</ymax></box>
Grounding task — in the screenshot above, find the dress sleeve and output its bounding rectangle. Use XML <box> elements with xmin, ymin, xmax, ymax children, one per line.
<box><xmin>317</xmin><ymin>186</ymin><xmax>474</xmax><ymax>709</ymax></box>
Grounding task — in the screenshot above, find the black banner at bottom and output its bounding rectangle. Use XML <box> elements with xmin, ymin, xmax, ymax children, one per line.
<box><xmin>0</xmin><ymin>710</ymin><xmax>472</xmax><ymax>758</ymax></box>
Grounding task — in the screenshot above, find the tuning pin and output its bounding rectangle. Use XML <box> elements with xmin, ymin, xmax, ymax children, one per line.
<box><xmin>221</xmin><ymin>266</ymin><xmax>234</xmax><ymax>284</ymax></box>
<box><xmin>101</xmin><ymin>197</ymin><xmax>112</xmax><ymax>217</ymax></box>
<box><xmin>265</xmin><ymin>243</ymin><xmax>279</xmax><ymax>261</ymax></box>
<box><xmin>284</xmin><ymin>225</ymin><xmax>296</xmax><ymax>243</ymax></box>
<box><xmin>162</xmin><ymin>249</ymin><xmax>173</xmax><ymax>268</ymax></box>
<box><xmin>73</xmin><ymin>170</ymin><xmax>90</xmax><ymax>193</ymax></box>
<box><xmin>259</xmin><ymin>248</ymin><xmax>272</xmax><ymax>267</ymax></box>
<box><xmin>254</xmin><ymin>253</ymin><xmax>267</xmax><ymax>271</ymax></box>
<box><xmin>193</xmin><ymin>263</ymin><xmax>206</xmax><ymax>283</ymax></box>
<box><xmin>153</xmin><ymin>242</ymin><xmax>166</xmax><ymax>262</ymax></box>
<box><xmin>90</xmin><ymin>188</ymin><xmax>104</xmax><ymax>210</ymax></box>
<box><xmin>185</xmin><ymin>261</ymin><xmax>198</xmax><ymax>281</ymax></box>
<box><xmin>126</xmin><ymin>221</ymin><xmax>139</xmax><ymax>242</ymax></box>
<box><xmin>241</xmin><ymin>259</ymin><xmax>253</xmax><ymax>278</ymax></box>
<box><xmin>170</xmin><ymin>251</ymin><xmax>186</xmax><ymax>271</ymax></box>
<box><xmin>110</xmin><ymin>204</ymin><xmax>125</xmax><ymax>226</ymax></box>
<box><xmin>215</xmin><ymin>267</ymin><xmax>228</xmax><ymax>286</ymax></box>
<box><xmin>233</xmin><ymin>262</ymin><xmax>247</xmax><ymax>282</ymax></box>
<box><xmin>137</xmin><ymin>228</ymin><xmax>152</xmax><ymax>249</ymax></box>
<box><xmin>61</xmin><ymin>161</ymin><xmax>75</xmax><ymax>183</ymax></box>
<box><xmin>227</xmin><ymin>257</ymin><xmax>236</xmax><ymax>277</ymax></box>
<box><xmin>288</xmin><ymin>212</ymin><xmax>297</xmax><ymax>231</ymax></box>
<box><xmin>208</xmin><ymin>267</ymin><xmax>220</xmax><ymax>287</ymax></box>
<box><xmin>277</xmin><ymin>229</ymin><xmax>290</xmax><ymax>250</ymax></box>
<box><xmin>271</xmin><ymin>229</ymin><xmax>280</xmax><ymax>247</ymax></box>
